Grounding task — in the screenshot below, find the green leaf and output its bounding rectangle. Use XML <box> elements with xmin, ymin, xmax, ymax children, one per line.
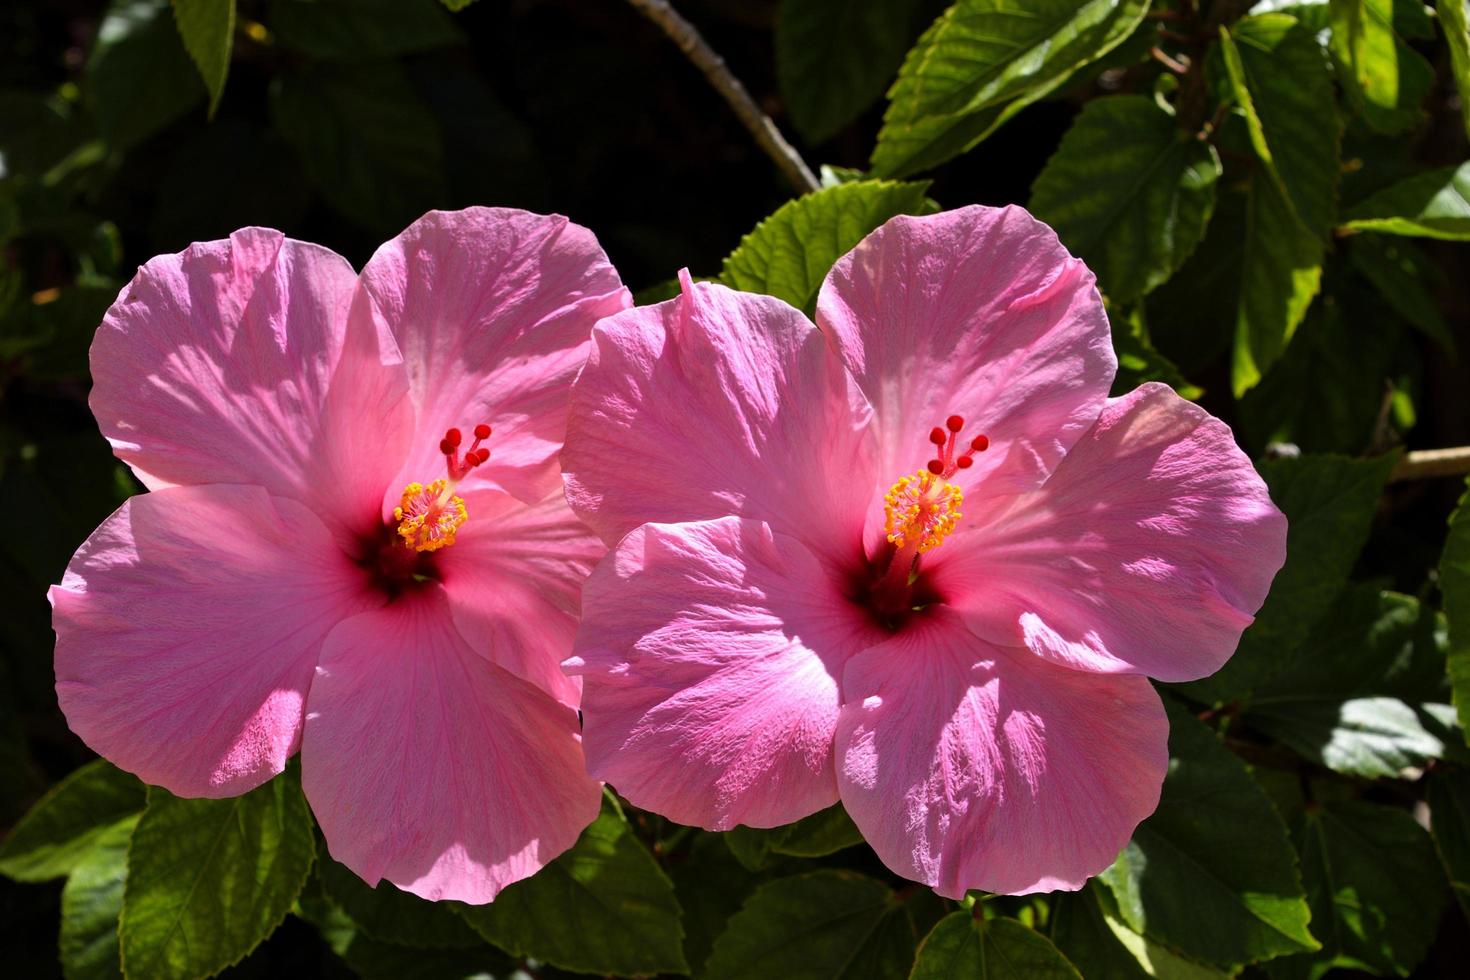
<box><xmin>271</xmin><ymin>62</ymin><xmax>446</xmax><ymax>235</ymax></box>
<box><xmin>1275</xmin><ymin>801</ymin><xmax>1446</xmax><ymax>977</ymax></box>
<box><xmin>1030</xmin><ymin>95</ymin><xmax>1220</xmax><ymax>304</ymax></box>
<box><xmin>60</xmin><ymin>817</ymin><xmax>134</xmax><ymax>980</ymax></box>
<box><xmin>1340</xmin><ymin>161</ymin><xmax>1470</xmax><ymax>239</ymax></box>
<box><xmin>870</xmin><ymin>0</ymin><xmax>1151</xmax><ymax>177</ymax></box>
<box><xmin>1244</xmin><ymin>696</ymin><xmax>1449</xmax><ymax>778</ymax></box>
<box><xmin>1428</xmin><ymin>768</ymin><xmax>1470</xmax><ymax>919</ymax></box>
<box><xmin>268</xmin><ymin>0</ymin><xmax>464</xmax><ymax>61</ymax></box>
<box><xmin>1441</xmin><ymin>0</ymin><xmax>1470</xmax><ymax>141</ymax></box>
<box><xmin>1182</xmin><ymin>452</ymin><xmax>1397</xmax><ymax>703</ymax></box>
<box><xmin>317</xmin><ymin>856</ymin><xmax>481</xmax><ymax>949</ymax></box>
<box><xmin>1218</xmin><ymin>15</ymin><xmax>1340</xmax><ymax>236</ymax></box>
<box><xmin>913</xmin><ymin>913</ymin><xmax>1079</xmax><ymax>979</ymax></box>
<box><xmin>1051</xmin><ymin>883</ymin><xmax>1228</xmax><ymax>980</ymax></box>
<box><xmin>717</xmin><ymin>179</ymin><xmax>936</xmax><ymax>314</ymax></box>
<box><xmin>777</xmin><ymin>0</ymin><xmax>927</xmax><ymax>143</ymax></box>
<box><xmin>455</xmin><ymin>807</ymin><xmax>688</xmax><ymax>976</ymax></box>
<box><xmin>724</xmin><ymin>803</ymin><xmax>866</xmax><ymax>870</ymax></box>
<box><xmin>1328</xmin><ymin>0</ymin><xmax>1434</xmax><ymax>133</ymax></box>
<box><xmin>87</xmin><ymin>0</ymin><xmax>207</xmax><ymax>150</ymax></box>
<box><xmin>703</xmin><ymin>870</ymin><xmax>914</xmax><ymax>979</ymax></box>
<box><xmin>0</xmin><ymin>759</ymin><xmax>145</xmax><ymax>883</ymax></box>
<box><xmin>171</xmin><ymin>0</ymin><xmax>235</xmax><ymax>115</ymax></box>
<box><xmin>1217</xmin><ymin>14</ymin><xmax>1340</xmax><ymax>394</ymax></box>
<box><xmin>1444</xmin><ymin>477</ymin><xmax>1470</xmax><ymax>741</ymax></box>
<box><xmin>440</xmin><ymin>0</ymin><xmax>479</xmax><ymax>10</ymax></box>
<box><xmin>1233</xmin><ymin>171</ymin><xmax>1325</xmax><ymax>396</ymax></box>
<box><xmin>1100</xmin><ymin>699</ymin><xmax>1317</xmax><ymax>969</ymax></box>
<box><xmin>119</xmin><ymin>767</ymin><xmax>316</xmax><ymax>980</ymax></box>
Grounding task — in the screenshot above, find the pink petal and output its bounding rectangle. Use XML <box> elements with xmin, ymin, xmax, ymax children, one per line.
<box><xmin>566</xmin><ymin>517</ymin><xmax>880</xmax><ymax>830</ymax></box>
<box><xmin>435</xmin><ymin>488</ymin><xmax>605</xmax><ymax>708</ymax></box>
<box><xmin>302</xmin><ymin>587</ymin><xmax>602</xmax><ymax>904</ymax></box>
<box><xmin>88</xmin><ymin>229</ymin><xmax>396</xmax><ymax>533</ymax></box>
<box><xmin>354</xmin><ymin>208</ymin><xmax>630</xmax><ymax>507</ymax></box>
<box><xmin>937</xmin><ymin>383</ymin><xmax>1286</xmax><ymax>682</ymax></box>
<box><xmin>835</xmin><ymin>610</ymin><xmax>1167</xmax><ymax>898</ymax></box>
<box><xmin>563</xmin><ymin>273</ymin><xmax>877</xmax><ymax>566</ymax></box>
<box><xmin>815</xmin><ymin>206</ymin><xmax>1115</xmax><ymax>504</ymax></box>
<box><xmin>51</xmin><ymin>485</ymin><xmax>377</xmax><ymax>798</ymax></box>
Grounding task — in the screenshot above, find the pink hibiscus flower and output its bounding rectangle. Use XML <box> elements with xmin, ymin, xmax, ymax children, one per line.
<box><xmin>561</xmin><ymin>205</ymin><xmax>1287</xmax><ymax>897</ymax></box>
<box><xmin>50</xmin><ymin>208</ymin><xmax>631</xmax><ymax>902</ymax></box>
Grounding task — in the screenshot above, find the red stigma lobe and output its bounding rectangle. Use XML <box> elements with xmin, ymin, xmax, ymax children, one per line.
<box><xmin>441</xmin><ymin>422</ymin><xmax>495</xmax><ymax>481</ymax></box>
<box><xmin>923</xmin><ymin>413</ymin><xmax>989</xmax><ymax>479</ymax></box>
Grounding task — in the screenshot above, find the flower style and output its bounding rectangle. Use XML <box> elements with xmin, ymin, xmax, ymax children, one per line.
<box><xmin>50</xmin><ymin>208</ymin><xmax>631</xmax><ymax>902</ymax></box>
<box><xmin>561</xmin><ymin>205</ymin><xmax>1287</xmax><ymax>897</ymax></box>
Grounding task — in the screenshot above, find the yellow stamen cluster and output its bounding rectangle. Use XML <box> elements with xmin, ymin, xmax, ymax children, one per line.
<box><xmin>394</xmin><ymin>479</ymin><xmax>468</xmax><ymax>553</ymax></box>
<box><xmin>883</xmin><ymin>470</ymin><xmax>963</xmax><ymax>553</ymax></box>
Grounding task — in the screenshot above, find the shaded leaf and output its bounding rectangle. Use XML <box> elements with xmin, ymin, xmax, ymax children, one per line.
<box><xmin>268</xmin><ymin>0</ymin><xmax>464</xmax><ymax>61</ymax></box>
<box><xmin>1051</xmin><ymin>883</ymin><xmax>1227</xmax><ymax>980</ymax></box>
<box><xmin>703</xmin><ymin>870</ymin><xmax>914</xmax><ymax>980</ymax></box>
<box><xmin>59</xmin><ymin>817</ymin><xmax>134</xmax><ymax>980</ymax></box>
<box><xmin>1347</xmin><ymin>234</ymin><xmax>1454</xmax><ymax>350</ymax></box>
<box><xmin>1444</xmin><ymin>477</ymin><xmax>1470</xmax><ymax>741</ymax></box>
<box><xmin>777</xmin><ymin>0</ymin><xmax>927</xmax><ymax>143</ymax></box>
<box><xmin>1183</xmin><ymin>452</ymin><xmax>1397</xmax><ymax>703</ymax></box>
<box><xmin>724</xmin><ymin>803</ymin><xmax>865</xmax><ymax>870</ymax></box>
<box><xmin>1428</xmin><ymin>768</ymin><xmax>1470</xmax><ymax>919</ymax></box>
<box><xmin>317</xmin><ymin>856</ymin><xmax>481</xmax><ymax>949</ymax></box>
<box><xmin>0</xmin><ymin>759</ymin><xmax>145</xmax><ymax>883</ymax></box>
<box><xmin>717</xmin><ymin>179</ymin><xmax>935</xmax><ymax>314</ymax></box>
<box><xmin>455</xmin><ymin>807</ymin><xmax>688</xmax><ymax>977</ymax></box>
<box><xmin>912</xmin><ymin>912</ymin><xmax>1079</xmax><ymax>979</ymax></box>
<box><xmin>1341</xmin><ymin>161</ymin><xmax>1470</xmax><ymax>240</ymax></box>
<box><xmin>271</xmin><ymin>62</ymin><xmax>446</xmax><ymax>235</ymax></box>
<box><xmin>1109</xmin><ymin>304</ymin><xmax>1201</xmax><ymax>400</ymax></box>
<box><xmin>1273</xmin><ymin>801</ymin><xmax>1445</xmax><ymax>978</ymax></box>
<box><xmin>119</xmin><ymin>768</ymin><xmax>316</xmax><ymax>980</ymax></box>
<box><xmin>87</xmin><ymin>0</ymin><xmax>206</xmax><ymax>150</ymax></box>
<box><xmin>671</xmin><ymin>833</ymin><xmax>764</xmax><ymax>974</ymax></box>
<box><xmin>171</xmin><ymin>0</ymin><xmax>235</xmax><ymax>115</ymax></box>
<box><xmin>1100</xmin><ymin>699</ymin><xmax>1317</xmax><ymax>969</ymax></box>
<box><xmin>1031</xmin><ymin>95</ymin><xmax>1220</xmax><ymax>304</ymax></box>
<box><xmin>870</xmin><ymin>0</ymin><xmax>1151</xmax><ymax>177</ymax></box>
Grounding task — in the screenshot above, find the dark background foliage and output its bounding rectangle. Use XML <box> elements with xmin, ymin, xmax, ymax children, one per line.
<box><xmin>4</xmin><ymin>1</ymin><xmax>1470</xmax><ymax>978</ymax></box>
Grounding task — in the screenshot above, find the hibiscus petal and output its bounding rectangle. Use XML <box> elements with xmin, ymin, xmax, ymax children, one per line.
<box><xmin>816</xmin><ymin>205</ymin><xmax>1115</xmax><ymax>503</ymax></box>
<box><xmin>836</xmin><ymin>610</ymin><xmax>1167</xmax><ymax>898</ymax></box>
<box><xmin>302</xmin><ymin>587</ymin><xmax>602</xmax><ymax>904</ymax></box>
<box><xmin>353</xmin><ymin>208</ymin><xmax>630</xmax><ymax>506</ymax></box>
<box><xmin>88</xmin><ymin>229</ymin><xmax>388</xmax><ymax>528</ymax></box>
<box><xmin>566</xmin><ymin>517</ymin><xmax>880</xmax><ymax>830</ymax></box>
<box><xmin>938</xmin><ymin>382</ymin><xmax>1286</xmax><ymax>682</ymax></box>
<box><xmin>51</xmin><ymin>484</ymin><xmax>376</xmax><ymax>798</ymax></box>
<box><xmin>563</xmin><ymin>273</ymin><xmax>877</xmax><ymax>565</ymax></box>
<box><xmin>436</xmin><ymin>488</ymin><xmax>604</xmax><ymax>708</ymax></box>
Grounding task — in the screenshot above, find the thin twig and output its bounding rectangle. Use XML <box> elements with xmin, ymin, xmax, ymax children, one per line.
<box><xmin>1389</xmin><ymin>447</ymin><xmax>1470</xmax><ymax>483</ymax></box>
<box><xmin>625</xmin><ymin>0</ymin><xmax>820</xmax><ymax>194</ymax></box>
<box><xmin>1150</xmin><ymin>46</ymin><xmax>1190</xmax><ymax>74</ymax></box>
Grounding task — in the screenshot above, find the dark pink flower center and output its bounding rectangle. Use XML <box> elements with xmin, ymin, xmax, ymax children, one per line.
<box><xmin>861</xmin><ymin>413</ymin><xmax>988</xmax><ymax>628</ymax></box>
<box><xmin>360</xmin><ymin>422</ymin><xmax>494</xmax><ymax>596</ymax></box>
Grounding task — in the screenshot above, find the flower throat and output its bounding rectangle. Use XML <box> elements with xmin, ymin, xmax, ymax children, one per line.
<box><xmin>866</xmin><ymin>414</ymin><xmax>988</xmax><ymax>626</ymax></box>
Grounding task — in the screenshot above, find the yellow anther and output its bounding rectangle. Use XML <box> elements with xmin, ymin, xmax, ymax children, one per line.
<box><xmin>883</xmin><ymin>470</ymin><xmax>962</xmax><ymax>554</ymax></box>
<box><xmin>394</xmin><ymin>479</ymin><xmax>468</xmax><ymax>553</ymax></box>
